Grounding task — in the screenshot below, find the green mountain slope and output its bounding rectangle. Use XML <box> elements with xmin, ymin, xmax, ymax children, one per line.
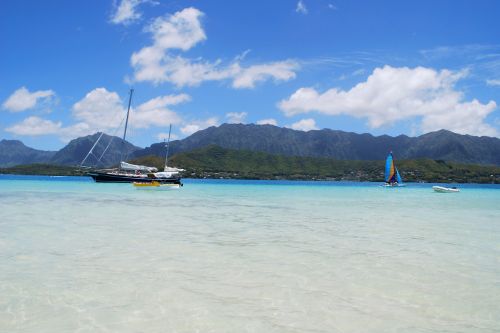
<box><xmin>129</xmin><ymin>145</ymin><xmax>500</xmax><ymax>183</ymax></box>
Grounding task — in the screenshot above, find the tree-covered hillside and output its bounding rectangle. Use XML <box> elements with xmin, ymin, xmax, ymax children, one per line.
<box><xmin>129</xmin><ymin>145</ymin><xmax>500</xmax><ymax>183</ymax></box>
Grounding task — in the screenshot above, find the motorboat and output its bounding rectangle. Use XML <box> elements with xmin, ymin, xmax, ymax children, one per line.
<box><xmin>432</xmin><ymin>186</ymin><xmax>460</xmax><ymax>193</ymax></box>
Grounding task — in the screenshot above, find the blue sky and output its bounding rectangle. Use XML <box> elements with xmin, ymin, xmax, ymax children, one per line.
<box><xmin>1</xmin><ymin>0</ymin><xmax>499</xmax><ymax>150</ymax></box>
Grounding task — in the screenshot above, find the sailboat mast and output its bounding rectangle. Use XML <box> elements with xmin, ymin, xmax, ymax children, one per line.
<box><xmin>122</xmin><ymin>88</ymin><xmax>134</xmax><ymax>142</ymax></box>
<box><xmin>119</xmin><ymin>88</ymin><xmax>134</xmax><ymax>168</ymax></box>
<box><xmin>164</xmin><ymin>124</ymin><xmax>172</xmax><ymax>171</ymax></box>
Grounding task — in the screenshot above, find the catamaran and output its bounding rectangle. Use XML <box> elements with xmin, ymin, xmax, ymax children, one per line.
<box><xmin>383</xmin><ymin>151</ymin><xmax>405</xmax><ymax>187</ymax></box>
<box><xmin>84</xmin><ymin>89</ymin><xmax>183</xmax><ymax>184</ymax></box>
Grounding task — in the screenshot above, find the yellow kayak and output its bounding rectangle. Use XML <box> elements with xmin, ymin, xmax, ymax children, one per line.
<box><xmin>133</xmin><ymin>181</ymin><xmax>181</xmax><ymax>190</ymax></box>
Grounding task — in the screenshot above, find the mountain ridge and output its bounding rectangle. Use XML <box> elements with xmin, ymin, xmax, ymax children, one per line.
<box><xmin>0</xmin><ymin>139</ymin><xmax>56</xmax><ymax>167</ymax></box>
<box><xmin>133</xmin><ymin>124</ymin><xmax>500</xmax><ymax>165</ymax></box>
<box><xmin>1</xmin><ymin>124</ymin><xmax>500</xmax><ymax>167</ymax></box>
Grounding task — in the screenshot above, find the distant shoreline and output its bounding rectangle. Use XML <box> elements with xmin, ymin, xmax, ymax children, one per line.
<box><xmin>1</xmin><ymin>151</ymin><xmax>500</xmax><ymax>185</ymax></box>
<box><xmin>0</xmin><ymin>171</ymin><xmax>498</xmax><ymax>184</ymax></box>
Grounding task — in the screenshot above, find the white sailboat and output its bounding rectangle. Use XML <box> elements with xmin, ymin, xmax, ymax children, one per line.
<box><xmin>84</xmin><ymin>89</ymin><xmax>183</xmax><ymax>185</ymax></box>
<box><xmin>133</xmin><ymin>124</ymin><xmax>183</xmax><ymax>190</ymax></box>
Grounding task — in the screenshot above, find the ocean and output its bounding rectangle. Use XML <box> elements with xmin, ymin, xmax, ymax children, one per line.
<box><xmin>1</xmin><ymin>175</ymin><xmax>499</xmax><ymax>332</ymax></box>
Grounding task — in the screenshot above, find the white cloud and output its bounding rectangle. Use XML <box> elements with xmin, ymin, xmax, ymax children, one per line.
<box><xmin>6</xmin><ymin>116</ymin><xmax>61</xmax><ymax>136</ymax></box>
<box><xmin>486</xmin><ymin>79</ymin><xmax>500</xmax><ymax>86</ymax></box>
<box><xmin>5</xmin><ymin>88</ymin><xmax>190</xmax><ymax>142</ymax></box>
<box><xmin>5</xmin><ymin>89</ymin><xmax>122</xmax><ymax>140</ymax></box>
<box><xmin>72</xmin><ymin>88</ymin><xmax>187</xmax><ymax>131</ymax></box>
<box><xmin>256</xmin><ymin>118</ymin><xmax>278</xmax><ymax>126</ymax></box>
<box><xmin>130</xmin><ymin>7</ymin><xmax>206</xmax><ymax>84</ymax></box>
<box><xmin>130</xmin><ymin>7</ymin><xmax>299</xmax><ymax>88</ymax></box>
<box><xmin>287</xmin><ymin>118</ymin><xmax>318</xmax><ymax>131</ymax></box>
<box><xmin>110</xmin><ymin>0</ymin><xmax>156</xmax><ymax>25</ymax></box>
<box><xmin>296</xmin><ymin>0</ymin><xmax>308</xmax><ymax>14</ymax></box>
<box><xmin>132</xmin><ymin>94</ymin><xmax>187</xmax><ymax>128</ymax></box>
<box><xmin>180</xmin><ymin>117</ymin><xmax>218</xmax><ymax>136</ymax></box>
<box><xmin>72</xmin><ymin>88</ymin><xmax>125</xmax><ymax>129</ymax></box>
<box><xmin>2</xmin><ymin>87</ymin><xmax>55</xmax><ymax>112</ymax></box>
<box><xmin>328</xmin><ymin>3</ymin><xmax>337</xmax><ymax>10</ymax></box>
<box><xmin>5</xmin><ymin>116</ymin><xmax>91</xmax><ymax>142</ymax></box>
<box><xmin>225</xmin><ymin>112</ymin><xmax>247</xmax><ymax>124</ymax></box>
<box><xmin>232</xmin><ymin>61</ymin><xmax>298</xmax><ymax>89</ymax></box>
<box><xmin>146</xmin><ymin>7</ymin><xmax>206</xmax><ymax>51</ymax></box>
<box><xmin>279</xmin><ymin>65</ymin><xmax>498</xmax><ymax>136</ymax></box>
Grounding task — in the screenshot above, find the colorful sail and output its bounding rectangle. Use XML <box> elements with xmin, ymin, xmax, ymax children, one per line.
<box><xmin>384</xmin><ymin>152</ymin><xmax>403</xmax><ymax>184</ymax></box>
<box><xmin>384</xmin><ymin>152</ymin><xmax>395</xmax><ymax>183</ymax></box>
<box><xmin>385</xmin><ymin>151</ymin><xmax>403</xmax><ymax>185</ymax></box>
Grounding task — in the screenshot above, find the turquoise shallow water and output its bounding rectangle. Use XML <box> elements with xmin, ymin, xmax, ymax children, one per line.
<box><xmin>0</xmin><ymin>176</ymin><xmax>499</xmax><ymax>333</ymax></box>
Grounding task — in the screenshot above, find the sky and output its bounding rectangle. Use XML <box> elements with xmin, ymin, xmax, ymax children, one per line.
<box><xmin>1</xmin><ymin>0</ymin><xmax>500</xmax><ymax>150</ymax></box>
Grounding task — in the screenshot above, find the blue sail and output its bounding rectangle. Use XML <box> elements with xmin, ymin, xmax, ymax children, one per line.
<box><xmin>396</xmin><ymin>168</ymin><xmax>403</xmax><ymax>184</ymax></box>
<box><xmin>384</xmin><ymin>153</ymin><xmax>394</xmax><ymax>182</ymax></box>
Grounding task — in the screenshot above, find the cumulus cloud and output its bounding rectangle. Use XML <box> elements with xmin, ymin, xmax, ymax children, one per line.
<box><xmin>72</xmin><ymin>88</ymin><xmax>125</xmax><ymax>129</ymax></box>
<box><xmin>130</xmin><ymin>7</ymin><xmax>206</xmax><ymax>84</ymax></box>
<box><xmin>2</xmin><ymin>87</ymin><xmax>55</xmax><ymax>112</ymax></box>
<box><xmin>256</xmin><ymin>118</ymin><xmax>278</xmax><ymax>126</ymax></box>
<box><xmin>279</xmin><ymin>65</ymin><xmax>498</xmax><ymax>136</ymax></box>
<box><xmin>130</xmin><ymin>7</ymin><xmax>299</xmax><ymax>88</ymax></box>
<box><xmin>5</xmin><ymin>89</ymin><xmax>124</xmax><ymax>140</ymax></box>
<box><xmin>231</xmin><ymin>61</ymin><xmax>298</xmax><ymax>89</ymax></box>
<box><xmin>72</xmin><ymin>88</ymin><xmax>188</xmax><ymax>133</ymax></box>
<box><xmin>6</xmin><ymin>88</ymin><xmax>190</xmax><ymax>142</ymax></box>
<box><xmin>110</xmin><ymin>0</ymin><xmax>156</xmax><ymax>25</ymax></box>
<box><xmin>225</xmin><ymin>112</ymin><xmax>247</xmax><ymax>124</ymax></box>
<box><xmin>296</xmin><ymin>0</ymin><xmax>308</xmax><ymax>14</ymax></box>
<box><xmin>132</xmin><ymin>94</ymin><xmax>187</xmax><ymax>128</ymax></box>
<box><xmin>180</xmin><ymin>117</ymin><xmax>218</xmax><ymax>136</ymax></box>
<box><xmin>6</xmin><ymin>116</ymin><xmax>61</xmax><ymax>136</ymax></box>
<box><xmin>146</xmin><ymin>7</ymin><xmax>206</xmax><ymax>51</ymax></box>
<box><xmin>287</xmin><ymin>118</ymin><xmax>318</xmax><ymax>131</ymax></box>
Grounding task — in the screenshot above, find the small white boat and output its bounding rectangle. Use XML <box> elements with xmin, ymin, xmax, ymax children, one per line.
<box><xmin>432</xmin><ymin>186</ymin><xmax>460</xmax><ymax>193</ymax></box>
<box><xmin>133</xmin><ymin>181</ymin><xmax>181</xmax><ymax>190</ymax></box>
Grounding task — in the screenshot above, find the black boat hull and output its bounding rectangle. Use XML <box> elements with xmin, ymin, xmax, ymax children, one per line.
<box><xmin>88</xmin><ymin>172</ymin><xmax>182</xmax><ymax>184</ymax></box>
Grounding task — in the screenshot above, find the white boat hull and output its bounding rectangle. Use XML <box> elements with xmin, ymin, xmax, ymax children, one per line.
<box><xmin>432</xmin><ymin>186</ymin><xmax>460</xmax><ymax>193</ymax></box>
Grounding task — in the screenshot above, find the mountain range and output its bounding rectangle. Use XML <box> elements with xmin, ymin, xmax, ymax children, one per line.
<box><xmin>0</xmin><ymin>133</ymin><xmax>140</xmax><ymax>168</ymax></box>
<box><xmin>1</xmin><ymin>124</ymin><xmax>500</xmax><ymax>167</ymax></box>
<box><xmin>0</xmin><ymin>139</ymin><xmax>56</xmax><ymax>167</ymax></box>
<box><xmin>134</xmin><ymin>124</ymin><xmax>500</xmax><ymax>165</ymax></box>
